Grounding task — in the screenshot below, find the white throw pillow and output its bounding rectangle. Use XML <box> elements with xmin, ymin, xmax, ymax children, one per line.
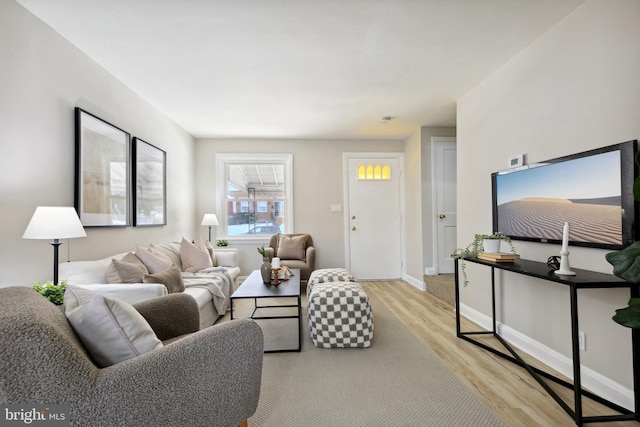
<box><xmin>135</xmin><ymin>245</ymin><xmax>172</xmax><ymax>274</ymax></box>
<box><xmin>63</xmin><ymin>284</ymin><xmax>98</xmax><ymax>313</ymax></box>
<box><xmin>180</xmin><ymin>237</ymin><xmax>213</xmax><ymax>272</ymax></box>
<box><xmin>149</xmin><ymin>242</ymin><xmax>183</xmax><ymax>270</ymax></box>
<box><xmin>66</xmin><ymin>294</ymin><xmax>163</xmax><ymax>368</ymax></box>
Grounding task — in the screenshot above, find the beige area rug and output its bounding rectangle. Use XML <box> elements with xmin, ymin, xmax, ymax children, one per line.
<box><xmin>240</xmin><ymin>290</ymin><xmax>505</xmax><ymax>427</ymax></box>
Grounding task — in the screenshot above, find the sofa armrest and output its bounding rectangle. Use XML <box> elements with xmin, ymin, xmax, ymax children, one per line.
<box><xmin>265</xmin><ymin>247</ymin><xmax>275</xmax><ymax>260</ymax></box>
<box><xmin>215</xmin><ymin>247</ymin><xmax>239</xmax><ymax>268</ymax></box>
<box><xmin>67</xmin><ymin>283</ymin><xmax>168</xmax><ymax>305</ymax></box>
<box><xmin>133</xmin><ymin>293</ymin><xmax>200</xmax><ymax>340</ymax></box>
<box><xmin>85</xmin><ymin>319</ymin><xmax>264</xmax><ymax>426</ymax></box>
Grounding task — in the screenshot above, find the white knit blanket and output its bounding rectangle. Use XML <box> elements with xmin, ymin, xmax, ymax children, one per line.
<box><xmin>182</xmin><ymin>266</ymin><xmax>235</xmax><ymax>313</ymax></box>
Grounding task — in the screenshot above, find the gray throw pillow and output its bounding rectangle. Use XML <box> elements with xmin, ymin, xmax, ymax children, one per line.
<box><xmin>143</xmin><ymin>266</ymin><xmax>185</xmax><ymax>293</ymax></box>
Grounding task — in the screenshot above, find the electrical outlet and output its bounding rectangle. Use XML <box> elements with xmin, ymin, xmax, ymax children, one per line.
<box><xmin>578</xmin><ymin>331</ymin><xmax>586</xmax><ymax>351</ymax></box>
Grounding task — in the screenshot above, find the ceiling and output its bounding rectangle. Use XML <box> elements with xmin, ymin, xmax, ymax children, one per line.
<box><xmin>16</xmin><ymin>0</ymin><xmax>583</xmax><ymax>140</ymax></box>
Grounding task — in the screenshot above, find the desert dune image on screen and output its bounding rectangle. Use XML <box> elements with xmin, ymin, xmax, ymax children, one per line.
<box><xmin>496</xmin><ymin>151</ymin><xmax>622</xmax><ymax>245</ymax></box>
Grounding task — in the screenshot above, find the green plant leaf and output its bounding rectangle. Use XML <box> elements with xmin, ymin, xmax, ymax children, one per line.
<box><xmin>33</xmin><ymin>280</ymin><xmax>67</xmax><ymax>305</ymax></box>
<box><xmin>613</xmin><ymin>303</ymin><xmax>640</xmax><ymax>329</ymax></box>
<box><xmin>605</xmin><ymin>241</ymin><xmax>640</xmax><ymax>284</ymax></box>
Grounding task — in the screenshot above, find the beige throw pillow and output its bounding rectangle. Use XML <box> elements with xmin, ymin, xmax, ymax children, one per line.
<box><xmin>180</xmin><ymin>237</ymin><xmax>213</xmax><ymax>272</ymax></box>
<box><xmin>143</xmin><ymin>266</ymin><xmax>185</xmax><ymax>293</ymax></box>
<box><xmin>113</xmin><ymin>259</ymin><xmax>149</xmax><ymax>283</ymax></box>
<box><xmin>277</xmin><ymin>234</ymin><xmax>308</xmax><ymax>260</ymax></box>
<box><xmin>205</xmin><ymin>240</ymin><xmax>217</xmax><ymax>267</ymax></box>
<box><xmin>66</xmin><ymin>294</ymin><xmax>163</xmax><ymax>368</ymax></box>
<box><xmin>106</xmin><ymin>252</ymin><xmax>149</xmax><ymax>283</ymax></box>
<box><xmin>136</xmin><ymin>245</ymin><xmax>173</xmax><ymax>274</ymax></box>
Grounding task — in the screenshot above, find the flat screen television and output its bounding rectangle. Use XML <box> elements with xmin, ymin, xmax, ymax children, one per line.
<box><xmin>492</xmin><ymin>140</ymin><xmax>637</xmax><ymax>250</ymax></box>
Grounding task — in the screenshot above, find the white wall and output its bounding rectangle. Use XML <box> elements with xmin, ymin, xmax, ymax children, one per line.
<box><xmin>404</xmin><ymin>129</ymin><xmax>423</xmax><ymax>286</ymax></box>
<box><xmin>403</xmin><ymin>126</ymin><xmax>457</xmax><ymax>287</ymax></box>
<box><xmin>0</xmin><ymin>1</ymin><xmax>196</xmax><ymax>286</ymax></box>
<box><xmin>457</xmin><ymin>0</ymin><xmax>640</xmax><ymax>402</ymax></box>
<box><xmin>195</xmin><ymin>138</ymin><xmax>404</xmax><ymax>275</ymax></box>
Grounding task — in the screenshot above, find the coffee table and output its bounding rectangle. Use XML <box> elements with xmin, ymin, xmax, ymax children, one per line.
<box><xmin>230</xmin><ymin>268</ymin><xmax>301</xmax><ymax>352</ymax></box>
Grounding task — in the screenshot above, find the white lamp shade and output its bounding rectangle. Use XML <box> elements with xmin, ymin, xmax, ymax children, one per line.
<box><xmin>201</xmin><ymin>214</ymin><xmax>219</xmax><ymax>226</ymax></box>
<box><xmin>23</xmin><ymin>207</ymin><xmax>87</xmax><ymax>240</ymax></box>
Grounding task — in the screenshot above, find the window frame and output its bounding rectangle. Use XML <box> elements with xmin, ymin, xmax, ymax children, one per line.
<box><xmin>216</xmin><ymin>153</ymin><xmax>293</xmax><ymax>242</ymax></box>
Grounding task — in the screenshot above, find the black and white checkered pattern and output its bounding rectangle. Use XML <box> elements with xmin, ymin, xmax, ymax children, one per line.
<box><xmin>307</xmin><ymin>281</ymin><xmax>373</xmax><ymax>348</ymax></box>
<box><xmin>307</xmin><ymin>268</ymin><xmax>357</xmax><ymax>298</ymax></box>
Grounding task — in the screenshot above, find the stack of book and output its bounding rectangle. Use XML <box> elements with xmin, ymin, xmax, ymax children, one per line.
<box><xmin>476</xmin><ymin>252</ymin><xmax>520</xmax><ymax>263</ymax></box>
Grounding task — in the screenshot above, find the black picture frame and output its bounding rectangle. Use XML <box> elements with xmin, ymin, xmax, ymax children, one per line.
<box><xmin>133</xmin><ymin>137</ymin><xmax>166</xmax><ymax>226</ymax></box>
<box><xmin>74</xmin><ymin>108</ymin><xmax>131</xmax><ymax>227</ymax></box>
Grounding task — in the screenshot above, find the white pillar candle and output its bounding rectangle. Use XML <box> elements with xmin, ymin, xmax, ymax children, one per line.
<box><xmin>561</xmin><ymin>222</ymin><xmax>569</xmax><ymax>253</ymax></box>
<box><xmin>272</xmin><ymin>257</ymin><xmax>281</xmax><ymax>269</ymax></box>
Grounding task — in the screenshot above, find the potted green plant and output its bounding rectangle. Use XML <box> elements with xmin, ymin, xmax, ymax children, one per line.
<box><xmin>452</xmin><ymin>232</ymin><xmax>517</xmax><ymax>286</ymax></box>
<box><xmin>33</xmin><ymin>280</ymin><xmax>67</xmax><ymax>305</ymax></box>
<box><xmin>606</xmin><ymin>149</ymin><xmax>640</xmax><ymax>328</ymax></box>
<box><xmin>216</xmin><ymin>239</ymin><xmax>229</xmax><ymax>247</ymax></box>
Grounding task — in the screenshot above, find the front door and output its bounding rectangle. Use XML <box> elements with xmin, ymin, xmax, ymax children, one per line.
<box><xmin>346</xmin><ymin>155</ymin><xmax>402</xmax><ymax>280</ymax></box>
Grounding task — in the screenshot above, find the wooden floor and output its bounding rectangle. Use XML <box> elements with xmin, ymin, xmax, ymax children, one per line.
<box><xmin>362</xmin><ymin>280</ymin><xmax>639</xmax><ymax>427</ymax></box>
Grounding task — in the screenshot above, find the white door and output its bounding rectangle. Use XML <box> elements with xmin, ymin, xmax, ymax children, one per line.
<box><xmin>434</xmin><ymin>139</ymin><xmax>457</xmax><ymax>274</ymax></box>
<box><xmin>346</xmin><ymin>156</ymin><xmax>402</xmax><ymax>280</ymax></box>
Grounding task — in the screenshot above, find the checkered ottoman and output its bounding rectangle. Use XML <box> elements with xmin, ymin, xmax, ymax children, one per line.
<box><xmin>307</xmin><ymin>281</ymin><xmax>374</xmax><ymax>348</ymax></box>
<box><xmin>307</xmin><ymin>268</ymin><xmax>357</xmax><ymax>298</ymax></box>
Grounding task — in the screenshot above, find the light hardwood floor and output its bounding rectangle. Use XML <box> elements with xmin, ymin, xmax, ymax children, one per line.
<box><xmin>361</xmin><ymin>280</ymin><xmax>639</xmax><ymax>427</ymax></box>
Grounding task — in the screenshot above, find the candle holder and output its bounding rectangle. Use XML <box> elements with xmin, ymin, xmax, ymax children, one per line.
<box><xmin>271</xmin><ymin>268</ymin><xmax>281</xmax><ymax>285</ymax></box>
<box><xmin>554</xmin><ymin>250</ymin><xmax>576</xmax><ymax>276</ymax></box>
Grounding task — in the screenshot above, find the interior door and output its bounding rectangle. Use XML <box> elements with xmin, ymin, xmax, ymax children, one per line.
<box><xmin>434</xmin><ymin>139</ymin><xmax>457</xmax><ymax>274</ymax></box>
<box><xmin>347</xmin><ymin>157</ymin><xmax>402</xmax><ymax>280</ymax></box>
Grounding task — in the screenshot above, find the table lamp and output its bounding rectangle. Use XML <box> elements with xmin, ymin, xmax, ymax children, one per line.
<box><xmin>201</xmin><ymin>213</ymin><xmax>219</xmax><ymax>242</ymax></box>
<box><xmin>23</xmin><ymin>206</ymin><xmax>87</xmax><ymax>284</ymax></box>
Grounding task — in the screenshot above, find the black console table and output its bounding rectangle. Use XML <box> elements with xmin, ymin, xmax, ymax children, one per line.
<box><xmin>454</xmin><ymin>257</ymin><xmax>640</xmax><ymax>426</ymax></box>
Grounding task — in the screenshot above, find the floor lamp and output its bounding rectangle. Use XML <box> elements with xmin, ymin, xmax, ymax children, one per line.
<box><xmin>201</xmin><ymin>213</ymin><xmax>219</xmax><ymax>242</ymax></box>
<box><xmin>23</xmin><ymin>206</ymin><xmax>87</xmax><ymax>285</ymax></box>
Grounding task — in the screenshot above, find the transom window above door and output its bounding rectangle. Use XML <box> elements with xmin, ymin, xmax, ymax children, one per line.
<box><xmin>357</xmin><ymin>164</ymin><xmax>391</xmax><ymax>181</ymax></box>
<box><xmin>216</xmin><ymin>154</ymin><xmax>293</xmax><ymax>239</ymax></box>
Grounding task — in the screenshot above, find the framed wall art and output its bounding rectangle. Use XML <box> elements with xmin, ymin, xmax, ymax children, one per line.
<box><xmin>74</xmin><ymin>108</ymin><xmax>131</xmax><ymax>227</ymax></box>
<box><xmin>133</xmin><ymin>137</ymin><xmax>166</xmax><ymax>226</ymax></box>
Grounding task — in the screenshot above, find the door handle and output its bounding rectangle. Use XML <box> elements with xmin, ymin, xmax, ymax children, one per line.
<box><xmin>439</xmin><ymin>214</ymin><xmax>446</xmax><ymax>219</ymax></box>
<box><xmin>352</xmin><ymin>226</ymin><xmax>356</xmax><ymax>231</ymax></box>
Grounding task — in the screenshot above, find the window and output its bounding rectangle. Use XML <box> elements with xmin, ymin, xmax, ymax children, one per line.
<box><xmin>216</xmin><ymin>154</ymin><xmax>293</xmax><ymax>238</ymax></box>
<box><xmin>358</xmin><ymin>164</ymin><xmax>391</xmax><ymax>180</ymax></box>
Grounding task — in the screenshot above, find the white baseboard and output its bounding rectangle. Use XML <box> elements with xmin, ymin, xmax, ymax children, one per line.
<box><xmin>459</xmin><ymin>303</ymin><xmax>634</xmax><ymax>411</ymax></box>
<box><xmin>425</xmin><ymin>267</ymin><xmax>438</xmax><ymax>275</ymax></box>
<box><xmin>403</xmin><ymin>273</ymin><xmax>426</xmax><ymax>291</ymax></box>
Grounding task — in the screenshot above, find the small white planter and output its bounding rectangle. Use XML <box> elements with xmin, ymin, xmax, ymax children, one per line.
<box><xmin>482</xmin><ymin>239</ymin><xmax>501</xmax><ymax>253</ymax></box>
